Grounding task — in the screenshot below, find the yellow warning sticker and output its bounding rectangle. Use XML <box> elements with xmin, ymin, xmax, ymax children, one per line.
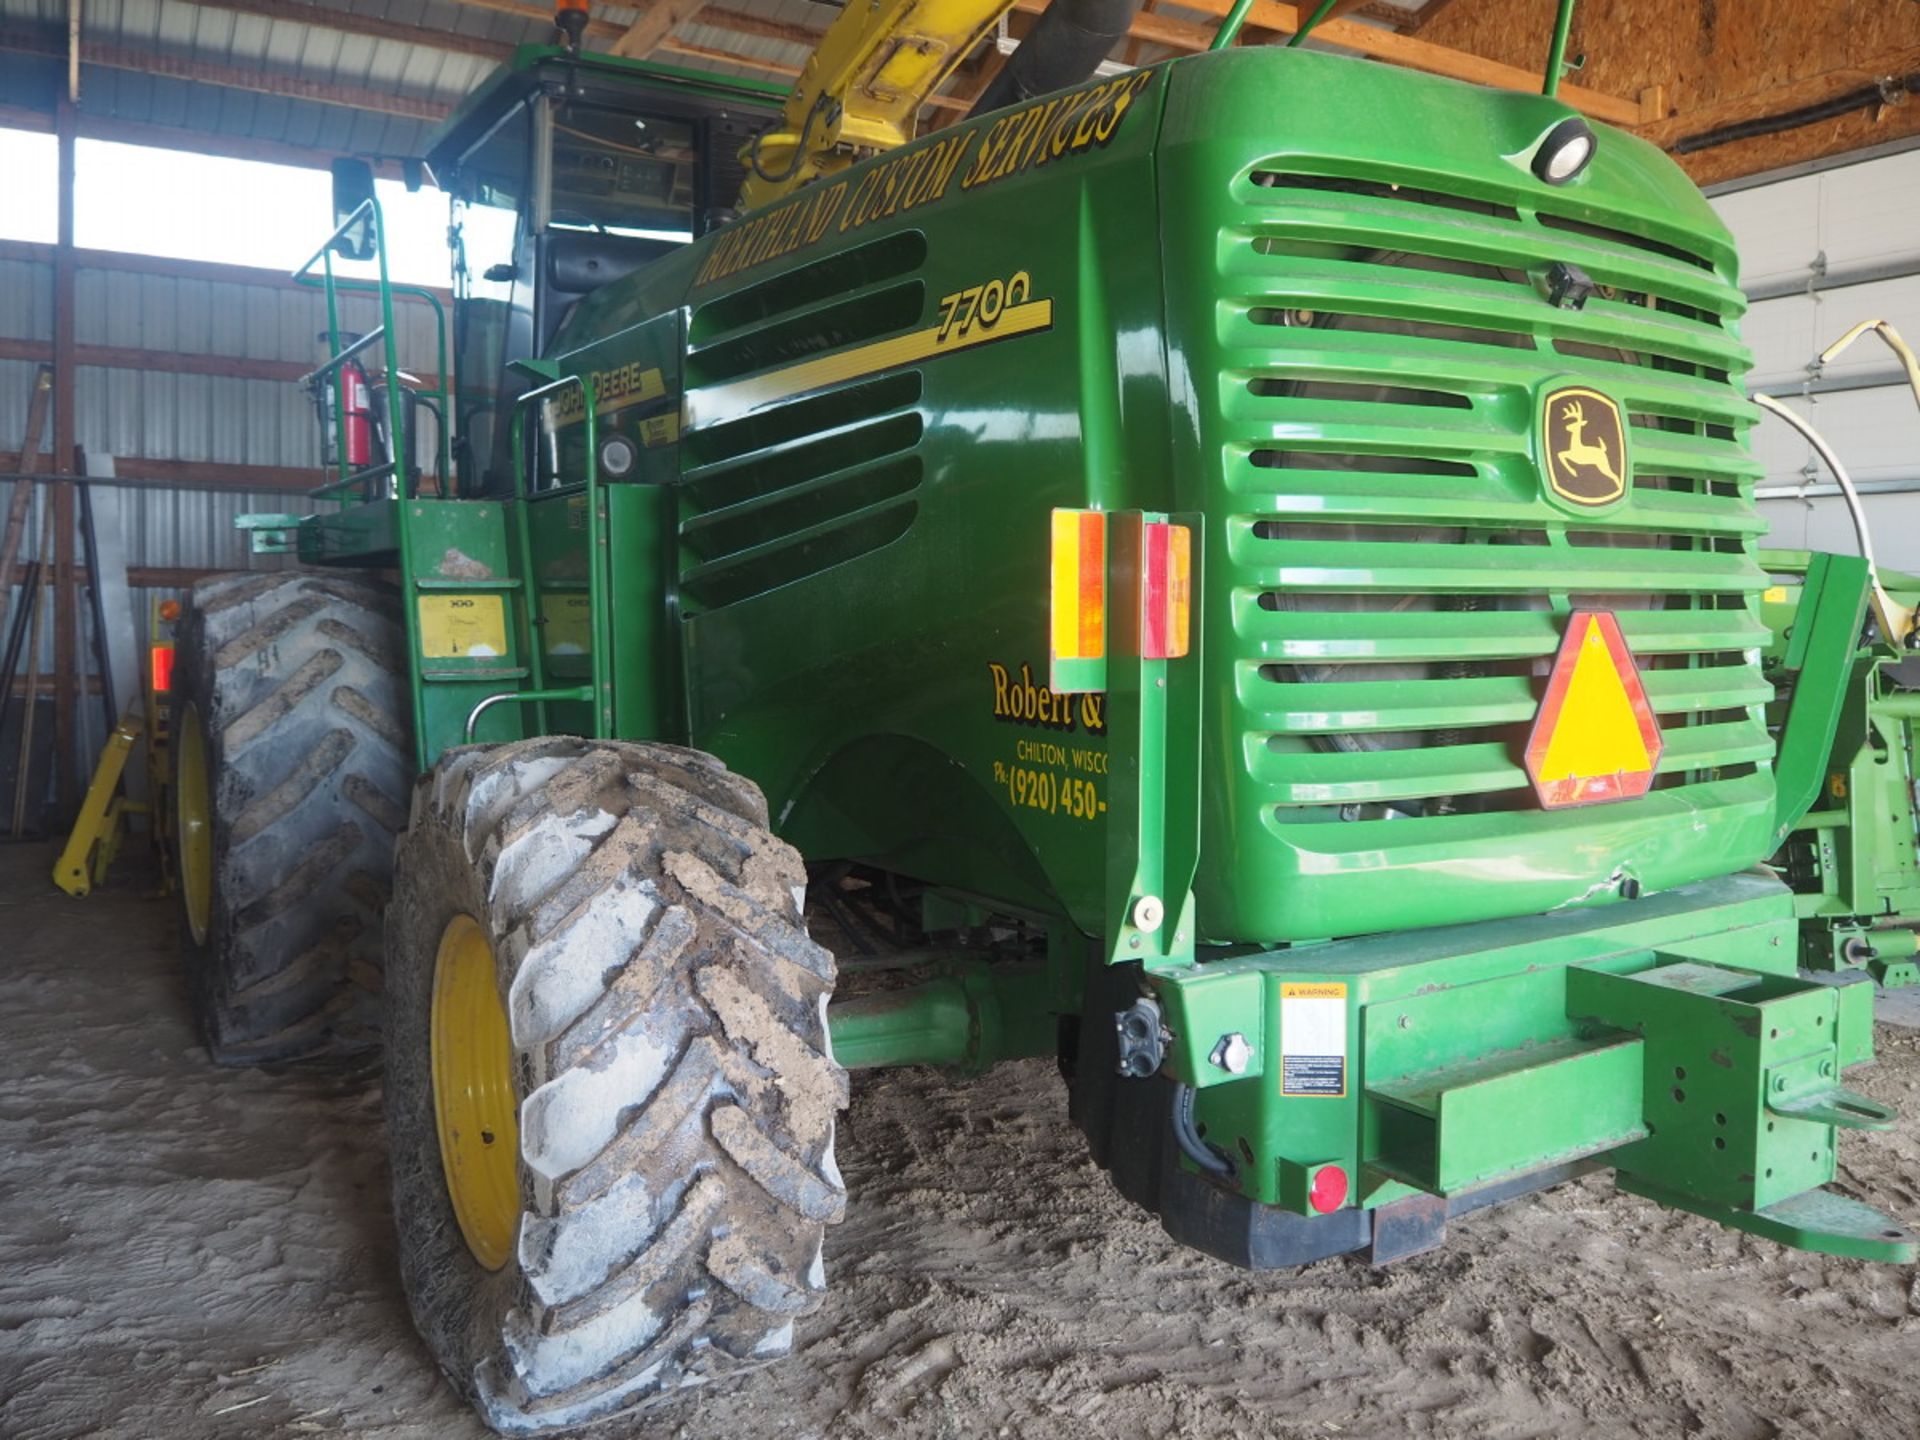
<box><xmin>639</xmin><ymin>412</ymin><xmax>680</xmax><ymax>448</ymax></box>
<box><xmin>1762</xmin><ymin>586</ymin><xmax>1789</xmax><ymax>604</ymax></box>
<box><xmin>418</xmin><ymin>594</ymin><xmax>508</xmax><ymax>660</ymax></box>
<box><xmin>543</xmin><ymin>593</ymin><xmax>592</xmax><ymax>656</ymax></box>
<box><xmin>1280</xmin><ymin>981</ymin><xmax>1348</xmax><ymax>1098</ymax></box>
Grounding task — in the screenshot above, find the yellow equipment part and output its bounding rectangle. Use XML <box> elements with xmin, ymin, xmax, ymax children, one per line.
<box><xmin>431</xmin><ymin>913</ymin><xmax>521</xmax><ymax>1271</ymax></box>
<box><xmin>53</xmin><ymin>714</ymin><xmax>147</xmax><ymax>899</ymax></box>
<box><xmin>175</xmin><ymin>702</ymin><xmax>211</xmax><ymax>937</ymax></box>
<box><xmin>739</xmin><ymin>0</ymin><xmax>1021</xmax><ymax>209</ymax></box>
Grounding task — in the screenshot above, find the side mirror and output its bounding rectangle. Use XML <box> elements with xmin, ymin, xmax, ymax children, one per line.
<box><xmin>330</xmin><ymin>158</ymin><xmax>378</xmax><ymax>261</ymax></box>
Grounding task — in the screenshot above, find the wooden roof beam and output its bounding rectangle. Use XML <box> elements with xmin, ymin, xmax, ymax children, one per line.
<box><xmin>435</xmin><ymin>0</ymin><xmax>975</xmax><ymax>108</ymax></box>
<box><xmin>611</xmin><ymin>0</ymin><xmax>717</xmax><ymax>59</ymax></box>
<box><xmin>1005</xmin><ymin>0</ymin><xmax>1639</xmax><ymax>125</ymax></box>
<box><xmin>442</xmin><ymin>0</ymin><xmax>821</xmax><ymax>51</ymax></box>
<box><xmin>430</xmin><ymin>0</ymin><xmax>1639</xmax><ymax>129</ymax></box>
<box><xmin>1400</xmin><ymin>0</ymin><xmax>1460</xmax><ymax>35</ymax></box>
<box><xmin>1635</xmin><ymin>44</ymin><xmax>1920</xmax><ymax>152</ymax></box>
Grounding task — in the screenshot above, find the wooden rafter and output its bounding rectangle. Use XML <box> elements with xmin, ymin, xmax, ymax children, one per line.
<box><xmin>437</xmin><ymin>0</ymin><xmax>1635</xmax><ymax>125</ymax></box>
<box><xmin>611</xmin><ymin>0</ymin><xmax>717</xmax><ymax>59</ymax></box>
<box><xmin>446</xmin><ymin>0</ymin><xmax>821</xmax><ymax>51</ymax></box>
<box><xmin>1400</xmin><ymin>0</ymin><xmax>1461</xmax><ymax>36</ymax></box>
<box><xmin>1318</xmin><ymin>0</ymin><xmax>1375</xmax><ymax>23</ymax></box>
<box><xmin>0</xmin><ymin>452</ymin><xmax>325</xmax><ymax>494</ymax></box>
<box><xmin>1636</xmin><ymin>43</ymin><xmax>1920</xmax><ymax>155</ymax></box>
<box><xmin>7</xmin><ymin>0</ymin><xmax>1646</xmax><ymax>174</ymax></box>
<box><xmin>0</xmin><ymin>336</ymin><xmax>444</xmax><ymax>392</ymax></box>
<box><xmin>1008</xmin><ymin>0</ymin><xmax>1638</xmax><ymax>124</ymax></box>
<box><xmin>926</xmin><ymin>41</ymin><xmax>1015</xmax><ymax>131</ymax></box>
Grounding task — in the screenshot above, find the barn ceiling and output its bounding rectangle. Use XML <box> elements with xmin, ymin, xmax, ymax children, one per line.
<box><xmin>0</xmin><ymin>0</ymin><xmax>1915</xmax><ymax>183</ymax></box>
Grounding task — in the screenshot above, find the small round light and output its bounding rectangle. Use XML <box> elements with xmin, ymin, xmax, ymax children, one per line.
<box><xmin>599</xmin><ymin>436</ymin><xmax>637</xmax><ymax>478</ymax></box>
<box><xmin>1532</xmin><ymin>117</ymin><xmax>1596</xmax><ymax>186</ymax></box>
<box><xmin>1309</xmin><ymin>1164</ymin><xmax>1350</xmax><ymax>1214</ymax></box>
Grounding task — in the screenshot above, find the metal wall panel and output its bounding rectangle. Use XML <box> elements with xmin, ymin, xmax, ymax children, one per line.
<box><xmin>0</xmin><ymin>477</ymin><xmax>318</xmax><ymax>578</ymax></box>
<box><xmin>0</xmin><ymin>358</ymin><xmax>49</xmax><ymax>456</ymax></box>
<box><xmin>1712</xmin><ymin>148</ymin><xmax>1920</xmax><ymax>571</ymax></box>
<box><xmin>0</xmin><ymin>258</ymin><xmax>55</xmax><ymax>343</ymax></box>
<box><xmin>1</xmin><ymin>259</ymin><xmax>449</xmax><ymax>466</ymax></box>
<box><xmin>69</xmin><ymin>266</ymin><xmax>446</xmax><ymax>372</ymax></box>
<box><xmin>0</xmin><ymin>475</ymin><xmax>314</xmax><ymax>776</ymax></box>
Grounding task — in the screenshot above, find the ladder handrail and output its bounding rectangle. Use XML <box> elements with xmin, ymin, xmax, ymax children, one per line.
<box><xmin>508</xmin><ymin>373</ymin><xmax>607</xmax><ymax>740</ymax></box>
<box><xmin>290</xmin><ymin>197</ymin><xmax>455</xmax><ymax>501</ymax></box>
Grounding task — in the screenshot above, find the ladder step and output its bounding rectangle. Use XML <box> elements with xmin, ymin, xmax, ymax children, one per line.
<box><xmin>414</xmin><ymin>577</ymin><xmax>523</xmax><ymax>591</ymax></box>
<box><xmin>421</xmin><ymin>666</ymin><xmax>531</xmax><ymax>682</ymax></box>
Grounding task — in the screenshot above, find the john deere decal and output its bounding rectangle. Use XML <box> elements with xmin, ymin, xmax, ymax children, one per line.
<box><xmin>1541</xmin><ymin>384</ymin><xmax>1628</xmax><ymax>506</ymax></box>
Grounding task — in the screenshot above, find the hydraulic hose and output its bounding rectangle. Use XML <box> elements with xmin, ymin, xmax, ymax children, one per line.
<box><xmin>1171</xmin><ymin>1083</ymin><xmax>1235</xmax><ymax>1177</ymax></box>
<box><xmin>1818</xmin><ymin>318</ymin><xmax>1920</xmax><ymax>416</ymax></box>
<box><xmin>968</xmin><ymin>0</ymin><xmax>1146</xmax><ymax>118</ymax></box>
<box><xmin>1676</xmin><ymin>73</ymin><xmax>1920</xmax><ymax>154</ymax></box>
<box><xmin>1755</xmin><ymin>391</ymin><xmax>1916</xmax><ymax>648</ymax></box>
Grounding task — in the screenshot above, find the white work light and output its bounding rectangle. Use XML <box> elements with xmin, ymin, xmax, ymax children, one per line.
<box><xmin>1532</xmin><ymin>117</ymin><xmax>1596</xmax><ymax>185</ymax></box>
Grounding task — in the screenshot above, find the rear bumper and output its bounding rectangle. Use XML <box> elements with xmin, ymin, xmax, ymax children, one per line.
<box><xmin>1105</xmin><ymin>870</ymin><xmax>1915</xmax><ymax>1265</ymax></box>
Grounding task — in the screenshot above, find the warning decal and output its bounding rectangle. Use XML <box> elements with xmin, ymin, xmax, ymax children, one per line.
<box><xmin>1281</xmin><ymin>981</ymin><xmax>1348</xmax><ymax>1098</ymax></box>
<box><xmin>417</xmin><ymin>594</ymin><xmax>507</xmax><ymax>660</ymax></box>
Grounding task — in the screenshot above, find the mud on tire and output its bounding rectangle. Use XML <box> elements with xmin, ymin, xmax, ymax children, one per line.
<box><xmin>384</xmin><ymin>737</ymin><xmax>847</xmax><ymax>1435</ymax></box>
<box><xmin>172</xmin><ymin>571</ymin><xmax>411</xmax><ymax>1064</ymax></box>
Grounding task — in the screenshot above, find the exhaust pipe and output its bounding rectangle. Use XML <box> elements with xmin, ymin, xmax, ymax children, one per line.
<box><xmin>967</xmin><ymin>0</ymin><xmax>1145</xmax><ymax>119</ymax></box>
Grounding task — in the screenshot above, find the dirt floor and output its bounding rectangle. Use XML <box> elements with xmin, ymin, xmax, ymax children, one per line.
<box><xmin>4</xmin><ymin>844</ymin><xmax>1920</xmax><ymax>1440</ymax></box>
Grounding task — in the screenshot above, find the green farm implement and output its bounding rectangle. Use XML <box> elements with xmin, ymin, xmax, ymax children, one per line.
<box><xmin>164</xmin><ymin>6</ymin><xmax>1918</xmax><ymax>1433</ymax></box>
<box><xmin>1763</xmin><ymin>552</ymin><xmax>1920</xmax><ymax>982</ymax></box>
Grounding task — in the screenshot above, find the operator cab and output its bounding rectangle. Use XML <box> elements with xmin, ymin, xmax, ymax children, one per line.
<box><xmin>419</xmin><ymin>48</ymin><xmax>778</xmax><ymax>495</ymax></box>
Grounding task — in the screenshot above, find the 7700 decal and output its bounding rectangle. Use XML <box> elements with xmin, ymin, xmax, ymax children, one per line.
<box><xmin>686</xmin><ymin>271</ymin><xmax>1054</xmax><ymax>427</ymax></box>
<box><xmin>937</xmin><ymin>270</ymin><xmax>1032</xmax><ymax>344</ymax></box>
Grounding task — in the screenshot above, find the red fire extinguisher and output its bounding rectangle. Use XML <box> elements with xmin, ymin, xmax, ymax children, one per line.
<box><xmin>340</xmin><ymin>354</ymin><xmax>376</xmax><ymax>470</ymax></box>
<box><xmin>313</xmin><ymin>331</ymin><xmax>385</xmax><ymax>476</ymax></box>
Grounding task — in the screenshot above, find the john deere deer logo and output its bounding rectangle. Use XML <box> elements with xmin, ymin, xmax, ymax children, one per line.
<box><xmin>1541</xmin><ymin>385</ymin><xmax>1627</xmax><ymax>506</ymax></box>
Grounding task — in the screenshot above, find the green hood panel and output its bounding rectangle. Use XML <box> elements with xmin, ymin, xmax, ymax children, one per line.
<box><xmin>545</xmin><ymin>46</ymin><xmax>1774</xmax><ymax>947</ymax></box>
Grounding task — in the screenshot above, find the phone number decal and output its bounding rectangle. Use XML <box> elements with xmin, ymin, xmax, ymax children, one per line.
<box><xmin>993</xmin><ymin>761</ymin><xmax>1105</xmax><ymax>821</ymax></box>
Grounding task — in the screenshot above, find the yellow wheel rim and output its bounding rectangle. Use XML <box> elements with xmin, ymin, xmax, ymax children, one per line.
<box><xmin>430</xmin><ymin>914</ymin><xmax>520</xmax><ymax>1271</ymax></box>
<box><xmin>176</xmin><ymin>703</ymin><xmax>213</xmax><ymax>946</ymax></box>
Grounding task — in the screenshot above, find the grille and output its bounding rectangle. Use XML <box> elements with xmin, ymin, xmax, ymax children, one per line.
<box><xmin>680</xmin><ymin>232</ymin><xmax>927</xmax><ymax>611</ymax></box>
<box><xmin>1224</xmin><ymin>167</ymin><xmax>1772</xmax><ymax>829</ymax></box>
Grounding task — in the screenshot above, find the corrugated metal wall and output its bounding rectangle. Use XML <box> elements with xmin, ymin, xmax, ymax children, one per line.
<box><xmin>1710</xmin><ymin>145</ymin><xmax>1920</xmax><ymax>570</ymax></box>
<box><xmin>2</xmin><ymin>253</ymin><xmax>445</xmax><ymax>472</ymax></box>
<box><xmin>0</xmin><ymin>250</ymin><xmax>441</xmax><ymax>792</ymax></box>
<box><xmin>0</xmin><ymin>476</ymin><xmax>315</xmax><ymax>758</ymax></box>
<box><xmin>71</xmin><ymin>266</ymin><xmax>444</xmax><ymax>471</ymax></box>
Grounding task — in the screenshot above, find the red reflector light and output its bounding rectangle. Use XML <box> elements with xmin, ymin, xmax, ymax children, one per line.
<box><xmin>150</xmin><ymin>644</ymin><xmax>175</xmax><ymax>693</ymax></box>
<box><xmin>1309</xmin><ymin>1164</ymin><xmax>1349</xmax><ymax>1214</ymax></box>
<box><xmin>1140</xmin><ymin>521</ymin><xmax>1192</xmax><ymax>661</ymax></box>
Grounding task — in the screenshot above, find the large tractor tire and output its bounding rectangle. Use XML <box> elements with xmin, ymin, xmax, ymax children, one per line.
<box><xmin>384</xmin><ymin>737</ymin><xmax>847</xmax><ymax>1435</ymax></box>
<box><xmin>171</xmin><ymin>571</ymin><xmax>412</xmax><ymax>1064</ymax></box>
